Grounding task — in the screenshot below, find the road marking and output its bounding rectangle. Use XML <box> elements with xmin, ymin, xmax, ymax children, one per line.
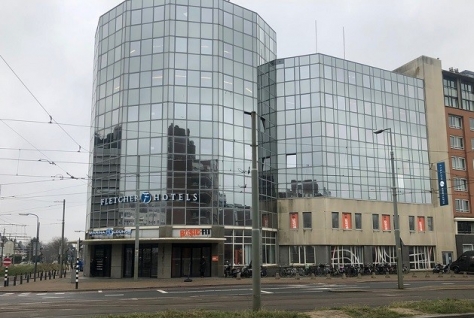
<box><xmin>105</xmin><ymin>294</ymin><xmax>124</xmax><ymax>297</ymax></box>
<box><xmin>442</xmin><ymin>283</ymin><xmax>454</xmax><ymax>285</ymax></box>
<box><xmin>55</xmin><ymin>292</ymin><xmax>65</xmax><ymax>295</ymax></box>
<box><xmin>98</xmin><ymin>290</ymin><xmax>103</xmax><ymax>293</ymax></box>
<box><xmin>157</xmin><ymin>289</ymin><xmax>168</xmax><ymax>294</ymax></box>
<box><xmin>37</xmin><ymin>293</ymin><xmax>47</xmax><ymax>296</ymax></box>
<box><xmin>261</xmin><ymin>290</ymin><xmax>273</xmax><ymax>294</ymax></box>
<box><xmin>1</xmin><ymin>293</ymin><xmax>14</xmax><ymax>296</ymax></box>
<box><xmin>43</xmin><ymin>296</ymin><xmax>65</xmax><ymax>299</ymax></box>
<box><xmin>19</xmin><ymin>293</ymin><xmax>30</xmax><ymax>296</ymax></box>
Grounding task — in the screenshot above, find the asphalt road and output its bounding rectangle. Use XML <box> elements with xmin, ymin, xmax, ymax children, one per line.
<box><xmin>1</xmin><ymin>280</ymin><xmax>473</xmax><ymax>317</ymax></box>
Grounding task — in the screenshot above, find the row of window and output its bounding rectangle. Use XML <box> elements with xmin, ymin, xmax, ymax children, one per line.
<box><xmin>448</xmin><ymin>115</ymin><xmax>474</xmax><ymax>130</ymax></box>
<box><xmin>288</xmin><ymin>212</ymin><xmax>434</xmax><ymax>232</ymax></box>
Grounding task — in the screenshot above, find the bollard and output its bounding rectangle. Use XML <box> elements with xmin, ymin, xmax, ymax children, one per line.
<box><xmin>296</xmin><ymin>272</ymin><xmax>300</xmax><ymax>280</ymax></box>
<box><xmin>49</xmin><ymin>271</ymin><xmax>51</xmax><ymax>280</ymax></box>
<box><xmin>463</xmin><ymin>272</ymin><xmax>468</xmax><ymax>278</ymax></box>
<box><xmin>75</xmin><ymin>258</ymin><xmax>79</xmax><ymax>289</ymax></box>
<box><xmin>425</xmin><ymin>271</ymin><xmax>430</xmax><ymax>278</ymax></box>
<box><xmin>20</xmin><ymin>274</ymin><xmax>23</xmax><ymax>285</ymax></box>
<box><xmin>385</xmin><ymin>271</ymin><xmax>390</xmax><ymax>278</ymax></box>
<box><xmin>275</xmin><ymin>272</ymin><xmax>280</xmax><ymax>280</ymax></box>
<box><xmin>342</xmin><ymin>273</ymin><xmax>347</xmax><ymax>279</ymax></box>
<box><xmin>310</xmin><ymin>273</ymin><xmax>316</xmax><ymax>280</ymax></box>
<box><xmin>4</xmin><ymin>267</ymin><xmax>8</xmax><ymax>287</ymax></box>
<box><xmin>27</xmin><ymin>273</ymin><xmax>30</xmax><ymax>283</ymax></box>
<box><xmin>326</xmin><ymin>273</ymin><xmax>331</xmax><ymax>280</ymax></box>
<box><xmin>40</xmin><ymin>272</ymin><xmax>43</xmax><ymax>281</ymax></box>
<box><xmin>236</xmin><ymin>272</ymin><xmax>241</xmax><ymax>280</ymax></box>
<box><xmin>371</xmin><ymin>272</ymin><xmax>376</xmax><ymax>279</ymax></box>
<box><xmin>13</xmin><ymin>275</ymin><xmax>16</xmax><ymax>286</ymax></box>
<box><xmin>357</xmin><ymin>273</ymin><xmax>362</xmax><ymax>279</ymax></box>
<box><xmin>450</xmin><ymin>271</ymin><xmax>455</xmax><ymax>278</ymax></box>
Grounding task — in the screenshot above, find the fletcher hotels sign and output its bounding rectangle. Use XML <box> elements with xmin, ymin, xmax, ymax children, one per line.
<box><xmin>100</xmin><ymin>192</ymin><xmax>198</xmax><ymax>206</ymax></box>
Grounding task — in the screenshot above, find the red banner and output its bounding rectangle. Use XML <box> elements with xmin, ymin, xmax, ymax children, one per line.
<box><xmin>342</xmin><ymin>213</ymin><xmax>352</xmax><ymax>230</ymax></box>
<box><xmin>290</xmin><ymin>213</ymin><xmax>298</xmax><ymax>229</ymax></box>
<box><xmin>417</xmin><ymin>217</ymin><xmax>425</xmax><ymax>232</ymax></box>
<box><xmin>382</xmin><ymin>215</ymin><xmax>391</xmax><ymax>231</ymax></box>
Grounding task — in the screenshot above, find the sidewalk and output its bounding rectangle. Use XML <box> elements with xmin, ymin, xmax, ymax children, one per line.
<box><xmin>0</xmin><ymin>271</ymin><xmax>472</xmax><ymax>293</ymax></box>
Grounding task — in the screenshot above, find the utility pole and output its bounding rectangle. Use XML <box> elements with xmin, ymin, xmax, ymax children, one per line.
<box><xmin>250</xmin><ymin>111</ymin><xmax>261</xmax><ymax>311</ymax></box>
<box><xmin>59</xmin><ymin>199</ymin><xmax>66</xmax><ymax>278</ymax></box>
<box><xmin>134</xmin><ymin>156</ymin><xmax>140</xmax><ymax>281</ymax></box>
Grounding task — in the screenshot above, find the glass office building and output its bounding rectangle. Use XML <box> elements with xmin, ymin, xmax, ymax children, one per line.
<box><xmin>259</xmin><ymin>55</ymin><xmax>440</xmax><ymax>270</ymax></box>
<box><xmin>86</xmin><ymin>0</ymin><xmax>454</xmax><ymax>278</ymax></box>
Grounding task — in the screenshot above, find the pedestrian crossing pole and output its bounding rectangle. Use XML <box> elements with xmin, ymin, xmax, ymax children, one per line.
<box><xmin>75</xmin><ymin>258</ymin><xmax>79</xmax><ymax>289</ymax></box>
<box><xmin>3</xmin><ymin>266</ymin><xmax>7</xmax><ymax>287</ymax></box>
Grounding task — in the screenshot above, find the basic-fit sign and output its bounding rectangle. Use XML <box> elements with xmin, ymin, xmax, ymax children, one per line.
<box><xmin>175</xmin><ymin>228</ymin><xmax>212</xmax><ymax>238</ymax></box>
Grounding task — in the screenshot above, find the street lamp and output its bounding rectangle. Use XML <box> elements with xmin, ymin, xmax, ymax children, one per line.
<box><xmin>19</xmin><ymin>213</ymin><xmax>40</xmax><ymax>282</ymax></box>
<box><xmin>374</xmin><ymin>128</ymin><xmax>403</xmax><ymax>289</ymax></box>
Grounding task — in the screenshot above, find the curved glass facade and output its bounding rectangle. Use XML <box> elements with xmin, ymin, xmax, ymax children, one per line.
<box><xmin>87</xmin><ymin>0</ymin><xmax>278</xmax><ymax>267</ymax></box>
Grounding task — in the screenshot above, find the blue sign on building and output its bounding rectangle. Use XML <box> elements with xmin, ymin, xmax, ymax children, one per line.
<box><xmin>437</xmin><ymin>162</ymin><xmax>448</xmax><ymax>206</ymax></box>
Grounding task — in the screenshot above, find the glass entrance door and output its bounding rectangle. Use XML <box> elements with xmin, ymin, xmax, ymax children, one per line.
<box><xmin>123</xmin><ymin>244</ymin><xmax>159</xmax><ymax>278</ymax></box>
<box><xmin>171</xmin><ymin>244</ymin><xmax>211</xmax><ymax>278</ymax></box>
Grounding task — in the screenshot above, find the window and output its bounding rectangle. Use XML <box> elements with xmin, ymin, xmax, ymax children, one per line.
<box><xmin>409</xmin><ymin>216</ymin><xmax>415</xmax><ymax>231</ymax></box>
<box><xmin>427</xmin><ymin>217</ymin><xmax>433</xmax><ymax>231</ymax></box>
<box><xmin>454</xmin><ymin>177</ymin><xmax>468</xmax><ymax>191</ymax></box>
<box><xmin>462</xmin><ymin>244</ymin><xmax>474</xmax><ymax>252</ymax></box>
<box><xmin>303</xmin><ymin>212</ymin><xmax>312</xmax><ymax>228</ymax></box>
<box><xmin>471</xmin><ymin>138</ymin><xmax>474</xmax><ymax>150</ymax></box>
<box><xmin>332</xmin><ymin>212</ymin><xmax>339</xmax><ymax>229</ymax></box>
<box><xmin>450</xmin><ymin>136</ymin><xmax>464</xmax><ymax>149</ymax></box>
<box><xmin>470</xmin><ymin>118</ymin><xmax>474</xmax><ymax>131</ymax></box>
<box><xmin>372</xmin><ymin>214</ymin><xmax>379</xmax><ymax>230</ymax></box>
<box><xmin>355</xmin><ymin>213</ymin><xmax>362</xmax><ymax>230</ymax></box>
<box><xmin>458</xmin><ymin>221</ymin><xmax>474</xmax><ymax>234</ymax></box>
<box><xmin>286</xmin><ymin>154</ymin><xmax>296</xmax><ymax>168</ymax></box>
<box><xmin>417</xmin><ymin>216</ymin><xmax>425</xmax><ymax>232</ymax></box>
<box><xmin>455</xmin><ymin>199</ymin><xmax>469</xmax><ymax>212</ymax></box>
<box><xmin>382</xmin><ymin>214</ymin><xmax>391</xmax><ymax>231</ymax></box>
<box><xmin>289</xmin><ymin>212</ymin><xmax>298</xmax><ymax>229</ymax></box>
<box><xmin>452</xmin><ymin>156</ymin><xmax>466</xmax><ymax>170</ymax></box>
<box><xmin>449</xmin><ymin>115</ymin><xmax>462</xmax><ymax>129</ymax></box>
<box><xmin>342</xmin><ymin>212</ymin><xmax>352</xmax><ymax>230</ymax></box>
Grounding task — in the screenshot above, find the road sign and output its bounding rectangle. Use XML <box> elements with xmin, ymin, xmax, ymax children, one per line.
<box><xmin>3</xmin><ymin>257</ymin><xmax>11</xmax><ymax>267</ymax></box>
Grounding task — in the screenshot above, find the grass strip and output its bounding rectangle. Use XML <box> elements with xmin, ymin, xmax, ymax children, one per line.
<box><xmin>391</xmin><ymin>298</ymin><xmax>474</xmax><ymax>314</ymax></box>
<box><xmin>101</xmin><ymin>309</ymin><xmax>309</xmax><ymax>318</ymax></box>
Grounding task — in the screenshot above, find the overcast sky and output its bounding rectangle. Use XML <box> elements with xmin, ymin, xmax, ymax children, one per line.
<box><xmin>0</xmin><ymin>0</ymin><xmax>473</xmax><ymax>244</ymax></box>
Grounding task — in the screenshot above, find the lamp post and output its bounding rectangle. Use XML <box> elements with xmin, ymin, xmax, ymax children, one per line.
<box><xmin>19</xmin><ymin>213</ymin><xmax>40</xmax><ymax>282</ymax></box>
<box><xmin>59</xmin><ymin>200</ymin><xmax>66</xmax><ymax>278</ymax></box>
<box><xmin>374</xmin><ymin>128</ymin><xmax>403</xmax><ymax>289</ymax></box>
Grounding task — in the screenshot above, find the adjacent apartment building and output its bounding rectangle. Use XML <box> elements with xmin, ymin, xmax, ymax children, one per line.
<box><xmin>84</xmin><ymin>0</ymin><xmax>456</xmax><ymax>278</ymax></box>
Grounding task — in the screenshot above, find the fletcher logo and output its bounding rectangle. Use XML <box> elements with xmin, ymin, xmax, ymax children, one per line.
<box><xmin>100</xmin><ymin>192</ymin><xmax>198</xmax><ymax>206</ymax></box>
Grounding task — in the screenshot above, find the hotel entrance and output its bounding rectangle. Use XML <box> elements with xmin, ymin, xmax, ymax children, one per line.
<box><xmin>171</xmin><ymin>244</ymin><xmax>211</xmax><ymax>278</ymax></box>
<box><xmin>123</xmin><ymin>244</ymin><xmax>159</xmax><ymax>278</ymax></box>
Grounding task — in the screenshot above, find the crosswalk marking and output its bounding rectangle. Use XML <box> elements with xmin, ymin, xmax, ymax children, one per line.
<box><xmin>157</xmin><ymin>289</ymin><xmax>168</xmax><ymax>294</ymax></box>
<box><xmin>261</xmin><ymin>290</ymin><xmax>273</xmax><ymax>294</ymax></box>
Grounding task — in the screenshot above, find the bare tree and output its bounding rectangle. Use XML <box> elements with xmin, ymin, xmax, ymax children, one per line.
<box><xmin>41</xmin><ymin>237</ymin><xmax>69</xmax><ymax>263</ymax></box>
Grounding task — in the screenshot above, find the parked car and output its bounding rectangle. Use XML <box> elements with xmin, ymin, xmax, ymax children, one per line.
<box><xmin>450</xmin><ymin>251</ymin><xmax>474</xmax><ymax>274</ymax></box>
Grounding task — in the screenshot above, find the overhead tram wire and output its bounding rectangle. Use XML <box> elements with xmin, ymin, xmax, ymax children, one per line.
<box><xmin>0</xmin><ymin>54</ymin><xmax>88</xmax><ymax>153</ymax></box>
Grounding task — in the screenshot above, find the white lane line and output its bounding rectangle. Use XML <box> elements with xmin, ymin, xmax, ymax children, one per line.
<box><xmin>19</xmin><ymin>293</ymin><xmax>31</xmax><ymax>296</ymax></box>
<box><xmin>98</xmin><ymin>290</ymin><xmax>103</xmax><ymax>293</ymax></box>
<box><xmin>105</xmin><ymin>294</ymin><xmax>124</xmax><ymax>297</ymax></box>
<box><xmin>37</xmin><ymin>293</ymin><xmax>47</xmax><ymax>296</ymax></box>
<box><xmin>2</xmin><ymin>293</ymin><xmax>14</xmax><ymax>296</ymax></box>
<box><xmin>55</xmin><ymin>292</ymin><xmax>65</xmax><ymax>295</ymax></box>
<box><xmin>157</xmin><ymin>289</ymin><xmax>168</xmax><ymax>294</ymax></box>
<box><xmin>261</xmin><ymin>290</ymin><xmax>273</xmax><ymax>294</ymax></box>
<box><xmin>442</xmin><ymin>283</ymin><xmax>454</xmax><ymax>285</ymax></box>
<box><xmin>43</xmin><ymin>296</ymin><xmax>65</xmax><ymax>299</ymax></box>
